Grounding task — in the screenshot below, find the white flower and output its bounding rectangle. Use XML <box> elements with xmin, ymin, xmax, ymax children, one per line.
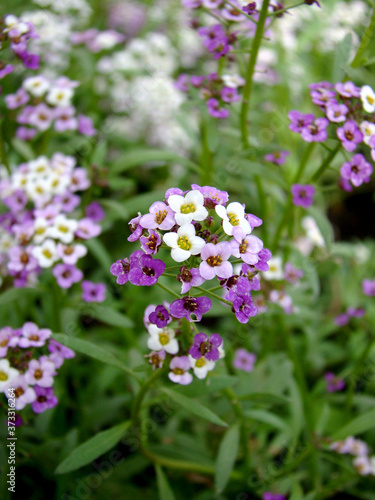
<box><xmin>147</xmin><ymin>327</ymin><xmax>178</xmax><ymax>354</ymax></box>
<box><xmin>189</xmin><ymin>355</ymin><xmax>215</xmax><ymax>379</ymax></box>
<box><xmin>222</xmin><ymin>74</ymin><xmax>245</xmax><ymax>88</ymax></box>
<box><xmin>0</xmin><ymin>359</ymin><xmax>19</xmax><ymax>392</ymax></box>
<box><xmin>167</xmin><ymin>190</ymin><xmax>208</xmax><ymax>226</ymax></box>
<box><xmin>369</xmin><ymin>456</ymin><xmax>375</xmax><ymax>476</ymax></box>
<box><xmin>360</xmin><ymin>85</ymin><xmax>375</xmax><ymax>113</ymax></box>
<box><xmin>28</xmin><ymin>156</ymin><xmax>51</xmax><ymax>175</ymax></box>
<box><xmin>163</xmin><ymin>224</ymin><xmax>205</xmax><ymax>263</ymax></box>
<box><xmin>359</xmin><ymin>121</ymin><xmax>375</xmax><ymax>145</ymax></box>
<box><xmin>46</xmin><ymin>86</ymin><xmax>74</xmax><ymax>107</ymax></box>
<box><xmin>32</xmin><ymin>239</ymin><xmax>59</xmax><ymax>268</ymax></box>
<box><xmin>215</xmin><ymin>202</ymin><xmax>251</xmax><ymax>236</ymax></box>
<box><xmin>263</xmin><ymin>256</ymin><xmax>284</xmax><ymax>280</ymax></box>
<box><xmin>301</xmin><ymin>216</ymin><xmax>325</xmax><ymax>248</ymax></box>
<box><xmin>47</xmin><ymin>215</ymin><xmax>78</xmax><ymax>244</ymax></box>
<box><xmin>353</xmin><ymin>456</ymin><xmax>372</xmax><ymax>476</ymax></box>
<box><xmin>33</xmin><ymin>218</ymin><xmax>50</xmax><ymax>244</ymax></box>
<box><xmin>23</xmin><ymin>76</ymin><xmax>50</xmax><ymax>97</ymax></box>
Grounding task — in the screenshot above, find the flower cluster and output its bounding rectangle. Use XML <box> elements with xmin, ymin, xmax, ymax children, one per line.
<box><xmin>71</xmin><ymin>28</ymin><xmax>125</xmax><ymax>53</ymax></box>
<box><xmin>176</xmin><ymin>72</ymin><xmax>244</xmax><ymax>119</ymax></box>
<box><xmin>0</xmin><ymin>322</ymin><xmax>74</xmax><ymax>416</ymax></box>
<box><xmin>0</xmin><ymin>14</ymin><xmax>39</xmax><ymax>75</ymax></box>
<box><xmin>0</xmin><ymin>153</ymin><xmax>105</xmax><ymax>296</ymax></box>
<box><xmin>331</xmin><ymin>436</ymin><xmax>375</xmax><ymax>476</ymax></box>
<box><xmin>334</xmin><ymin>306</ymin><xmax>365</xmax><ymax>327</ymax></box>
<box><xmin>4</xmin><ymin>74</ymin><xmax>95</xmax><ymax>141</ymax></box>
<box><xmin>288</xmin><ymin>81</ymin><xmax>375</xmax><ymax>190</ymax></box>
<box><xmin>111</xmin><ymin>186</ymin><xmax>272</xmax><ymax>325</ymax></box>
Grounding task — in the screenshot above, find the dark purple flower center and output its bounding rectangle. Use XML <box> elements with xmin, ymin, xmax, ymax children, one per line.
<box><xmin>345</xmin><ymin>130</ymin><xmax>354</xmax><ymax>141</ymax></box>
<box><xmin>309</xmin><ymin>124</ymin><xmax>318</xmax><ymax>135</ymax></box>
<box><xmin>146</xmin><ymin>235</ymin><xmax>159</xmax><ymax>252</ymax></box>
<box><xmin>37</xmin><ymin>395</ymin><xmax>47</xmax><ymax>403</ymax></box>
<box><xmin>351</xmin><ymin>165</ymin><xmax>359</xmax><ymax>174</ymax></box>
<box><xmin>178</xmin><ymin>266</ymin><xmax>192</xmax><ymax>283</ymax></box>
<box><xmin>184</xmin><ymin>297</ymin><xmax>198</xmax><ymax>312</ymax></box>
<box><xmin>121</xmin><ymin>260</ymin><xmax>130</xmax><ymax>273</ymax></box>
<box><xmin>142</xmin><ymin>266</ymin><xmax>155</xmax><ymax>277</ymax></box>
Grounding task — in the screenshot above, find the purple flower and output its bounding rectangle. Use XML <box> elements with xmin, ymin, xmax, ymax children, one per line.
<box><xmin>227</xmin><ymin>289</ymin><xmax>257</xmax><ymax>323</ymax></box>
<box><xmin>310</xmin><ymin>88</ymin><xmax>336</xmax><ymax>107</ymax></box>
<box><xmin>189</xmin><ymin>333</ymin><xmax>223</xmax><ymax>361</ymax></box>
<box><xmin>291</xmin><ymin>184</ymin><xmax>315</xmax><ymax>208</ymax></box>
<box><xmin>207</xmin><ymin>98</ymin><xmax>229</xmax><ymax>119</ymax></box>
<box><xmin>340</xmin><ymin>154</ymin><xmax>373</xmax><ymax>188</ymax></box>
<box><xmin>7</xmin><ymin>246</ymin><xmax>38</xmax><ymax>274</ymax></box>
<box><xmin>337</xmin><ymin>120</ymin><xmax>363</xmax><ymax>152</ymax></box>
<box><xmin>16</xmin><ymin>126</ymin><xmax>37</xmax><ymax>141</ymax></box>
<box><xmin>85</xmin><ymin>202</ymin><xmax>105</xmax><ymax>222</ymax></box>
<box><xmin>263</xmin><ymin>493</ymin><xmax>286</xmax><ymax>500</ymax></box>
<box><xmin>5</xmin><ymin>375</ymin><xmax>36</xmax><ymax>410</ymax></box>
<box><xmin>25</xmin><ymin>358</ymin><xmax>56</xmax><ymax>387</ymax></box>
<box><xmin>145</xmin><ymin>350</ymin><xmax>166</xmax><ymax>370</ymax></box>
<box><xmin>170</xmin><ymin>296</ymin><xmax>212</xmax><ymax>322</ymax></box>
<box><xmin>347</xmin><ymin>307</ymin><xmax>365</xmax><ymax>318</ymax></box>
<box><xmin>200</xmin><ymin>242</ymin><xmax>233</xmax><ymax>280</ymax></box>
<box><xmin>5</xmin><ymin>88</ymin><xmax>29</xmax><ymax>109</ymax></box>
<box><xmin>128</xmin><ymin>213</ymin><xmax>144</xmax><ymax>242</ymax></box>
<box><xmin>175</xmin><ymin>73</ymin><xmax>189</xmax><ymax>92</ymax></box>
<box><xmin>191</xmin><ymin>184</ymin><xmax>229</xmax><ymax>208</ymax></box>
<box><xmin>233</xmin><ymin>348</ymin><xmax>256</xmax><ymax>372</ymax></box>
<box><xmin>168</xmin><ymin>356</ymin><xmax>193</xmax><ymax>385</ymax></box>
<box><xmin>221</xmin><ymin>86</ymin><xmax>240</xmax><ymax>103</ymax></box>
<box><xmin>325</xmin><ymin>372</ymin><xmax>345</xmax><ymax>393</ymax></box>
<box><xmin>18</xmin><ymin>323</ymin><xmax>51</xmax><ymax>348</ymax></box>
<box><xmin>363</xmin><ymin>278</ymin><xmax>375</xmax><ymax>296</ymax></box>
<box><xmin>22</xmin><ymin>53</ymin><xmax>40</xmax><ymax>70</ymax></box>
<box><xmin>0</xmin><ymin>327</ymin><xmax>18</xmax><ymax>357</ymax></box>
<box><xmin>177</xmin><ymin>266</ymin><xmax>205</xmax><ymax>294</ymax></box>
<box><xmin>75</xmin><ymin>218</ymin><xmax>101</xmax><ymax>239</ymax></box>
<box><xmin>243</xmin><ymin>2</ymin><xmax>257</xmax><ymax>14</ymax></box>
<box><xmin>48</xmin><ymin>339</ymin><xmax>75</xmax><ymax>368</ymax></box>
<box><xmin>140</xmin><ymin>201</ymin><xmax>176</xmax><ymax>230</ymax></box>
<box><xmin>231</xmin><ymin>227</ymin><xmax>263</xmax><ymax>265</ymax></box>
<box><xmin>52</xmin><ymin>264</ymin><xmax>83</xmax><ymax>288</ymax></box>
<box><xmin>284</xmin><ymin>262</ymin><xmax>304</xmax><ymax>284</ymax></box>
<box><xmin>326</xmin><ymin>102</ymin><xmax>348</xmax><ymax>123</ymax></box>
<box><xmin>54</xmin><ymin>192</ymin><xmax>80</xmax><ymax>213</ymax></box>
<box><xmin>301</xmin><ymin>118</ymin><xmax>329</xmax><ymax>142</ymax></box>
<box><xmin>0</xmin><ymin>63</ymin><xmax>14</xmax><ymax>79</ymax></box>
<box><xmin>31</xmin><ymin>386</ymin><xmax>58</xmax><ymax>414</ymax></box>
<box><xmin>140</xmin><ymin>230</ymin><xmax>162</xmax><ymax>255</ymax></box>
<box><xmin>28</xmin><ymin>103</ymin><xmax>54</xmax><ymax>131</ymax></box>
<box><xmin>81</xmin><ymin>281</ymin><xmax>107</xmax><ymax>302</ymax></box>
<box><xmin>288</xmin><ymin>111</ymin><xmax>315</xmax><ymax>133</ymax></box>
<box><xmin>78</xmin><ymin>115</ymin><xmax>96</xmax><ymax>136</ymax></box>
<box><xmin>128</xmin><ymin>253</ymin><xmax>165</xmax><ymax>286</ymax></box>
<box><xmin>3</xmin><ymin>189</ymin><xmax>28</xmax><ymax>213</ymax></box>
<box><xmin>190</xmin><ymin>75</ymin><xmax>205</xmax><ymax>88</ymax></box>
<box><xmin>149</xmin><ymin>305</ymin><xmax>170</xmax><ymax>328</ymax></box>
<box><xmin>182</xmin><ymin>0</ymin><xmax>202</xmax><ymax>7</ymax></box>
<box><xmin>335</xmin><ymin>81</ymin><xmax>360</xmax><ymax>98</ymax></box>
<box><xmin>110</xmin><ymin>258</ymin><xmax>131</xmax><ymax>285</ymax></box>
<box><xmin>264</xmin><ymin>150</ymin><xmax>290</xmax><ymax>165</ymax></box>
<box><xmin>334</xmin><ymin>313</ymin><xmax>349</xmax><ymax>327</ymax></box>
<box><xmin>54</xmin><ymin>106</ymin><xmax>78</xmax><ymax>132</ymax></box>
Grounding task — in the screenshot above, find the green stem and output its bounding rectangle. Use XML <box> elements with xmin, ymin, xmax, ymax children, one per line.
<box><xmin>0</xmin><ymin>121</ymin><xmax>10</xmax><ymax>175</ymax></box>
<box><xmin>309</xmin><ymin>143</ymin><xmax>341</xmax><ymax>182</ymax></box>
<box><xmin>351</xmin><ymin>7</ymin><xmax>375</xmax><ymax>68</ymax></box>
<box><xmin>240</xmin><ymin>0</ymin><xmax>270</xmax><ymax>148</ymax></box>
<box><xmin>294</xmin><ymin>142</ymin><xmax>316</xmax><ymax>183</ymax></box>
<box><xmin>200</xmin><ymin>117</ymin><xmax>214</xmax><ymax>185</ymax></box>
<box><xmin>156</xmin><ymin>281</ymin><xmax>181</xmax><ymax>299</ymax></box>
<box><xmin>225</xmin><ymin>0</ymin><xmax>258</xmax><ymax>24</ymax></box>
<box><xmin>267</xmin><ymin>1</ymin><xmax>305</xmax><ymax>16</ymax></box>
<box><xmin>194</xmin><ymin>286</ymin><xmax>231</xmax><ymax>305</ymax></box>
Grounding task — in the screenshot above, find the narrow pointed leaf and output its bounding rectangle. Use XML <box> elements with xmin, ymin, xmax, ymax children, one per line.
<box><xmin>215</xmin><ymin>423</ymin><xmax>240</xmax><ymax>493</ymax></box>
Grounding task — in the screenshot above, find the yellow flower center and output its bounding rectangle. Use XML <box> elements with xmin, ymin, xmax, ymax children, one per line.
<box><xmin>207</xmin><ymin>255</ymin><xmax>223</xmax><ymax>267</ymax></box>
<box><xmin>58</xmin><ymin>225</ymin><xmax>69</xmax><ymax>233</ymax></box>
<box><xmin>367</xmin><ymin>95</ymin><xmax>375</xmax><ymax>105</ymax></box>
<box><xmin>156</xmin><ymin>210</ymin><xmax>167</xmax><ymax>224</ymax></box>
<box><xmin>0</xmin><ymin>339</ymin><xmax>8</xmax><ymax>347</ymax></box>
<box><xmin>173</xmin><ymin>368</ymin><xmax>184</xmax><ymax>375</ymax></box>
<box><xmin>228</xmin><ymin>212</ymin><xmax>240</xmax><ymax>226</ymax></box>
<box><xmin>34</xmin><ymin>369</ymin><xmax>43</xmax><ymax>380</ymax></box>
<box><xmin>239</xmin><ymin>241</ymin><xmax>248</xmax><ymax>253</ymax></box>
<box><xmin>0</xmin><ymin>371</ymin><xmax>8</xmax><ymax>381</ymax></box>
<box><xmin>195</xmin><ymin>358</ymin><xmax>206</xmax><ymax>368</ymax></box>
<box><xmin>42</xmin><ymin>249</ymin><xmax>52</xmax><ymax>259</ymax></box>
<box><xmin>177</xmin><ymin>236</ymin><xmax>191</xmax><ymax>251</ymax></box>
<box><xmin>180</xmin><ymin>203</ymin><xmax>196</xmax><ymax>214</ymax></box>
<box><xmin>159</xmin><ymin>334</ymin><xmax>170</xmax><ymax>345</ymax></box>
<box><xmin>36</xmin><ymin>227</ymin><xmax>45</xmax><ymax>235</ymax></box>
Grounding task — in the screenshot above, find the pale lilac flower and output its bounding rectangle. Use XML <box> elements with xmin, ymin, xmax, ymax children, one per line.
<box><xmin>288</xmin><ymin>111</ymin><xmax>315</xmax><ymax>133</ymax></box>
<box><xmin>226</xmin><ymin>290</ymin><xmax>257</xmax><ymax>323</ymax></box>
<box><xmin>140</xmin><ymin>201</ymin><xmax>176</xmax><ymax>230</ymax></box>
<box><xmin>326</xmin><ymin>102</ymin><xmax>348</xmax><ymax>123</ymax></box>
<box><xmin>310</xmin><ymin>88</ymin><xmax>336</xmax><ymax>107</ymax></box>
<box><xmin>75</xmin><ymin>218</ymin><xmax>101</xmax><ymax>239</ymax></box>
<box><xmin>337</xmin><ymin>120</ymin><xmax>363</xmax><ymax>152</ymax></box>
<box><xmin>54</xmin><ymin>106</ymin><xmax>78</xmax><ymax>132</ymax></box>
<box><xmin>200</xmin><ymin>242</ymin><xmax>233</xmax><ymax>280</ymax></box>
<box><xmin>57</xmin><ymin>243</ymin><xmax>87</xmax><ymax>265</ymax></box>
<box><xmin>233</xmin><ymin>348</ymin><xmax>256</xmax><ymax>372</ymax></box>
<box><xmin>170</xmin><ymin>296</ymin><xmax>212</xmax><ymax>322</ymax></box>
<box><xmin>81</xmin><ymin>281</ymin><xmax>106</xmax><ymax>302</ymax></box>
<box><xmin>110</xmin><ymin>258</ymin><xmax>131</xmax><ymax>285</ymax></box>
<box><xmin>140</xmin><ymin>230</ymin><xmax>162</xmax><ymax>255</ymax></box>
<box><xmin>54</xmin><ymin>192</ymin><xmax>80</xmax><ymax>213</ymax></box>
<box><xmin>335</xmin><ymin>81</ymin><xmax>360</xmax><ymax>98</ymax></box>
<box><xmin>363</xmin><ymin>278</ymin><xmax>375</xmax><ymax>296</ymax></box>
<box><xmin>301</xmin><ymin>118</ymin><xmax>329</xmax><ymax>142</ymax></box>
<box><xmin>25</xmin><ymin>358</ymin><xmax>56</xmax><ymax>387</ymax></box>
<box><xmin>5</xmin><ymin>88</ymin><xmax>29</xmax><ymax>109</ymax></box>
<box><xmin>128</xmin><ymin>213</ymin><xmax>143</xmax><ymax>242</ymax></box>
<box><xmin>284</xmin><ymin>262</ymin><xmax>304</xmax><ymax>284</ymax></box>
<box><xmin>221</xmin><ymin>86</ymin><xmax>240</xmax><ymax>103</ymax></box>
<box><xmin>5</xmin><ymin>375</ymin><xmax>36</xmax><ymax>410</ymax></box>
<box><xmin>48</xmin><ymin>339</ymin><xmax>75</xmax><ymax>368</ymax></box>
<box><xmin>340</xmin><ymin>154</ymin><xmax>373</xmax><ymax>187</ymax></box>
<box><xmin>7</xmin><ymin>247</ymin><xmax>38</xmax><ymax>273</ymax></box>
<box><xmin>0</xmin><ymin>63</ymin><xmax>14</xmax><ymax>79</ymax></box>
<box><xmin>177</xmin><ymin>266</ymin><xmax>205</xmax><ymax>293</ymax></box>
<box><xmin>191</xmin><ymin>184</ymin><xmax>229</xmax><ymax>208</ymax></box>
<box><xmin>2</xmin><ymin>189</ymin><xmax>27</xmax><ymax>213</ymax></box>
<box><xmin>291</xmin><ymin>184</ymin><xmax>315</xmax><ymax>208</ymax></box>
<box><xmin>52</xmin><ymin>264</ymin><xmax>83</xmax><ymax>288</ymax></box>
<box><xmin>16</xmin><ymin>126</ymin><xmax>37</xmax><ymax>141</ymax></box>
<box><xmin>202</xmin><ymin>0</ymin><xmax>222</xmax><ymax>8</ymax></box>
<box><xmin>353</xmin><ymin>456</ymin><xmax>372</xmax><ymax>476</ymax></box>
<box><xmin>264</xmin><ymin>150</ymin><xmax>290</xmax><ymax>165</ymax></box>
<box><xmin>78</xmin><ymin>115</ymin><xmax>96</xmax><ymax>136</ymax></box>
<box><xmin>31</xmin><ymin>386</ymin><xmax>58</xmax><ymax>413</ymax></box>
<box><xmin>145</xmin><ymin>350</ymin><xmax>166</xmax><ymax>370</ymax></box>
<box><xmin>175</xmin><ymin>74</ymin><xmax>189</xmax><ymax>92</ymax></box>
<box><xmin>189</xmin><ymin>333</ymin><xmax>223</xmax><ymax>361</ymax></box>
<box><xmin>28</xmin><ymin>103</ymin><xmax>54</xmax><ymax>131</ymax></box>
<box><xmin>231</xmin><ymin>227</ymin><xmax>263</xmax><ymax>265</ymax></box>
<box><xmin>0</xmin><ymin>328</ymin><xmax>18</xmax><ymax>358</ymax></box>
<box><xmin>70</xmin><ymin>168</ymin><xmax>90</xmax><ymax>191</ymax></box>
<box><xmin>168</xmin><ymin>356</ymin><xmax>193</xmax><ymax>385</ymax></box>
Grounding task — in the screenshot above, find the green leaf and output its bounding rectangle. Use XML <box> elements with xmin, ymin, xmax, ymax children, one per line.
<box><xmin>238</xmin><ymin>392</ymin><xmax>289</xmax><ymax>406</ymax></box>
<box><xmin>111</xmin><ymin>149</ymin><xmax>201</xmax><ymax>175</ymax></box>
<box><xmin>331</xmin><ymin>408</ymin><xmax>375</xmax><ymax>441</ymax></box>
<box><xmin>161</xmin><ymin>388</ymin><xmax>228</xmax><ymax>427</ymax></box>
<box><xmin>91</xmin><ymin>140</ymin><xmax>107</xmax><ymax>165</ymax></box>
<box><xmin>96</xmin><ymin>306</ymin><xmax>133</xmax><ymax>329</ymax></box>
<box><xmin>85</xmin><ymin>238</ymin><xmax>113</xmax><ymax>271</ymax></box>
<box><xmin>51</xmin><ymin>334</ymin><xmax>138</xmax><ymax>379</ymax></box>
<box><xmin>11</xmin><ymin>138</ymin><xmax>35</xmax><ymax>161</ymax></box>
<box><xmin>215</xmin><ymin>423</ymin><xmax>240</xmax><ymax>493</ymax></box>
<box><xmin>155</xmin><ymin>465</ymin><xmax>176</xmax><ymax>500</ymax></box>
<box><xmin>55</xmin><ymin>421</ymin><xmax>131</xmax><ymax>474</ymax></box>
<box><xmin>244</xmin><ymin>409</ymin><xmax>290</xmax><ymax>432</ymax></box>
<box><xmin>0</xmin><ymin>287</ymin><xmax>42</xmax><ymax>307</ymax></box>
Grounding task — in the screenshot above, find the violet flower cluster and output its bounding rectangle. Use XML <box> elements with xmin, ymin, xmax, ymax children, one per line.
<box><xmin>4</xmin><ymin>74</ymin><xmax>95</xmax><ymax>141</ymax></box>
<box><xmin>0</xmin><ymin>322</ymin><xmax>75</xmax><ymax>417</ymax></box>
<box><xmin>0</xmin><ymin>153</ymin><xmax>106</xmax><ymax>299</ymax></box>
<box><xmin>176</xmin><ymin>71</ymin><xmax>244</xmax><ymax>119</ymax></box>
<box><xmin>288</xmin><ymin>81</ymin><xmax>375</xmax><ymax>190</ymax></box>
<box><xmin>331</xmin><ymin>436</ymin><xmax>375</xmax><ymax>476</ymax></box>
<box><xmin>0</xmin><ymin>14</ymin><xmax>39</xmax><ymax>76</ymax></box>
